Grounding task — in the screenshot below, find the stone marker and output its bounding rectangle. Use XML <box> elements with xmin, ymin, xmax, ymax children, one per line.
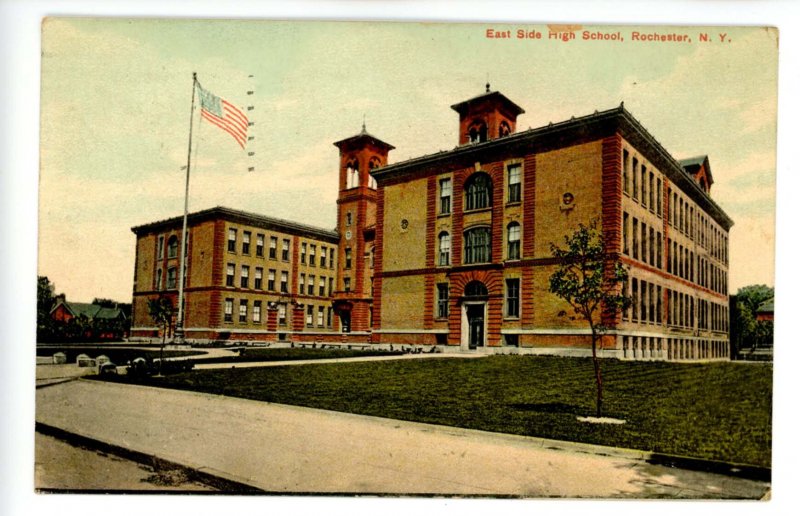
<box><xmin>96</xmin><ymin>355</ymin><xmax>111</xmax><ymax>366</ymax></box>
<box><xmin>76</xmin><ymin>353</ymin><xmax>96</xmax><ymax>367</ymax></box>
<box><xmin>52</xmin><ymin>352</ymin><xmax>67</xmax><ymax>364</ymax></box>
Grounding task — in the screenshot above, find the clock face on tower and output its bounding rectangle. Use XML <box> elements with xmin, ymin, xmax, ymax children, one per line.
<box><xmin>345</xmin><ymin>230</ymin><xmax>352</xmax><ymax>240</ymax></box>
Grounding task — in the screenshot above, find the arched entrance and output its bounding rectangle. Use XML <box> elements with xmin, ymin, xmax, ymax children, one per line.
<box><xmin>462</xmin><ymin>281</ymin><xmax>488</xmax><ymax>350</ymax></box>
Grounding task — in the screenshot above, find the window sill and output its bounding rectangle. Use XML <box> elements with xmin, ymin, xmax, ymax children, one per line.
<box><xmin>505</xmin><ymin>201</ymin><xmax>521</xmax><ymax>208</ymax></box>
<box><xmin>503</xmin><ymin>317</ymin><xmax>521</xmax><ymax>321</ymax></box>
<box><xmin>438</xmin><ymin>212</ymin><xmax>451</xmax><ymax>218</ymax></box>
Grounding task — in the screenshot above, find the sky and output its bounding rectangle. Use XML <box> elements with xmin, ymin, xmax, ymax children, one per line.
<box><xmin>38</xmin><ymin>19</ymin><xmax>777</xmax><ymax>303</ymax></box>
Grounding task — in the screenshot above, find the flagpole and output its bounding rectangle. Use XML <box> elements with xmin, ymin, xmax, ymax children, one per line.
<box><xmin>174</xmin><ymin>72</ymin><xmax>197</xmax><ymax>344</ymax></box>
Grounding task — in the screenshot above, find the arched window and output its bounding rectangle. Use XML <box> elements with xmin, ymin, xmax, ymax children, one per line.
<box><xmin>167</xmin><ymin>235</ymin><xmax>179</xmax><ymax>258</ymax></box>
<box><xmin>464</xmin><ymin>173</ymin><xmax>492</xmax><ymax>211</ymax></box>
<box><xmin>464</xmin><ymin>226</ymin><xmax>491</xmax><ymax>264</ymax></box>
<box><xmin>346</xmin><ymin>159</ymin><xmax>359</xmax><ymax>189</ymax></box>
<box><xmin>438</xmin><ymin>232</ymin><xmax>451</xmax><ymax>266</ymax></box>
<box><xmin>499</xmin><ymin>121</ymin><xmax>511</xmax><ymax>137</ymax></box>
<box><xmin>368</xmin><ymin>157</ymin><xmax>381</xmax><ymax>190</ymax></box>
<box><xmin>467</xmin><ymin>120</ymin><xmax>488</xmax><ymax>143</ymax></box>
<box><xmin>166</xmin><ymin>267</ymin><xmax>177</xmax><ymax>289</ymax></box>
<box><xmin>507</xmin><ymin>222</ymin><xmax>521</xmax><ymax>260</ymax></box>
<box><xmin>464</xmin><ymin>280</ymin><xmax>488</xmax><ymax>297</ymax></box>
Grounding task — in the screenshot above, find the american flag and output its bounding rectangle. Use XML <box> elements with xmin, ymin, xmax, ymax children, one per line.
<box><xmin>198</xmin><ymin>85</ymin><xmax>249</xmax><ymax>148</ymax></box>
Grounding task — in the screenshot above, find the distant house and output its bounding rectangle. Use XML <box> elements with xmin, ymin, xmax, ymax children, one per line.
<box><xmin>50</xmin><ymin>295</ymin><xmax>128</xmax><ymax>339</ymax></box>
<box><xmin>756</xmin><ymin>298</ymin><xmax>774</xmax><ymax>322</ymax></box>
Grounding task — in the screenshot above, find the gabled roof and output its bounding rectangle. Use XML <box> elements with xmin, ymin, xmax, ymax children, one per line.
<box><xmin>679</xmin><ymin>155</ymin><xmax>714</xmax><ymax>189</ymax></box>
<box><xmin>756</xmin><ymin>297</ymin><xmax>774</xmax><ymax>314</ymax></box>
<box><xmin>51</xmin><ymin>300</ymin><xmax>126</xmax><ymax>320</ymax></box>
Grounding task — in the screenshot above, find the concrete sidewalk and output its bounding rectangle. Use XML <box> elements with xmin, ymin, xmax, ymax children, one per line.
<box><xmin>35</xmin><ymin>379</ymin><xmax>770</xmax><ymax>498</ymax></box>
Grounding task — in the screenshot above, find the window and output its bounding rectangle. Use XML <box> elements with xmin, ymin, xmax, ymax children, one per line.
<box><xmin>465</xmin><ymin>281</ymin><xmax>488</xmax><ymax>297</ymax></box>
<box><xmin>156</xmin><ymin>268</ymin><xmax>163</xmax><ymax>290</ymax></box>
<box><xmin>256</xmin><ymin>234</ymin><xmax>264</xmax><ymax>257</ymax></box>
<box><xmin>640</xmin><ymin>223</ymin><xmax>646</xmax><ymax>264</ymax></box>
<box><xmin>438</xmin><ymin>232</ymin><xmax>451</xmax><ymax>266</ymax></box>
<box><xmin>327</xmin><ymin>307</ymin><xmax>333</xmax><ymax>327</ymax></box>
<box><xmin>268</xmin><ymin>269</ymin><xmax>275</xmax><ymax>291</ymax></box>
<box><xmin>656</xmin><ymin>178</ymin><xmax>662</xmax><ymax>216</ymax></box>
<box><xmin>640</xmin><ymin>165</ymin><xmax>647</xmax><ymax>208</ymax></box>
<box><xmin>306</xmin><ymin>305</ymin><xmax>314</xmax><ymax>326</ymax></box>
<box><xmin>623</xmin><ymin>212</ymin><xmax>629</xmax><ymax>255</ymax></box>
<box><xmin>276</xmin><ymin>239</ymin><xmax>287</xmax><ymax>261</ymax></box>
<box><xmin>649</xmin><ymin>171</ymin><xmax>655</xmax><ymax>211</ymax></box>
<box><xmin>319</xmin><ymin>276</ymin><xmax>326</xmax><ymax>297</ymax></box>
<box><xmin>317</xmin><ymin>306</ymin><xmax>325</xmax><ymax>327</ymax></box>
<box><xmin>226</xmin><ymin>264</ymin><xmax>235</xmax><ymax>286</ymax></box>
<box><xmin>437</xmin><ymin>283</ymin><xmax>449</xmax><ymax>318</ymax></box>
<box><xmin>254</xmin><ymin>267</ymin><xmax>263</xmax><ymax>290</ymax></box>
<box><xmin>440</xmin><ymin>178</ymin><xmax>452</xmax><ymax>214</ymax></box>
<box><xmin>467</xmin><ymin>120</ymin><xmax>488</xmax><ymax>143</ymax></box>
<box><xmin>242</xmin><ymin>231</ymin><xmax>251</xmax><ymax>254</ymax></box>
<box><xmin>224</xmin><ymin>298</ymin><xmax>233</xmax><ymax>322</ymax></box>
<box><xmin>329</xmin><ymin>249</ymin><xmax>335</xmax><ymax>269</ymax></box>
<box><xmin>499</xmin><ymin>121</ymin><xmax>511</xmax><ymax>137</ymax></box>
<box><xmin>239</xmin><ymin>300</ymin><xmax>248</xmax><ymax>323</ymax></box>
<box><xmin>465</xmin><ymin>173</ymin><xmax>492</xmax><ymax>211</ymax></box>
<box><xmin>656</xmin><ymin>232</ymin><xmax>662</xmax><ymax>269</ymax></box>
<box><xmin>301</xmin><ymin>243</ymin><xmax>307</xmax><ymax>264</ymax></box>
<box><xmin>308</xmin><ymin>275</ymin><xmax>315</xmax><ymax>296</ymax></box>
<box><xmin>228</xmin><ymin>228</ymin><xmax>237</xmax><ymax>252</ymax></box>
<box><xmin>632</xmin><ymin>158</ymin><xmax>639</xmax><ymax>200</ymax></box>
<box><xmin>506</xmin><ymin>278</ymin><xmax>520</xmax><ymax>318</ymax></box>
<box><xmin>345</xmin><ymin>248</ymin><xmax>352</xmax><ymax>269</ymax></box>
<box><xmin>269</xmin><ymin>237</ymin><xmax>277</xmax><ymax>259</ymax></box>
<box><xmin>240</xmin><ymin>265</ymin><xmax>249</xmax><ymax>288</ymax></box>
<box><xmin>632</xmin><ymin>218</ymin><xmax>639</xmax><ymax>260</ymax></box>
<box><xmin>631</xmin><ymin>279</ymin><xmax>638</xmax><ymax>322</ymax></box>
<box><xmin>280</xmin><ymin>271</ymin><xmax>288</xmax><ymax>293</ymax></box>
<box><xmin>329</xmin><ymin>278</ymin><xmax>334</xmax><ymax>296</ymax></box>
<box><xmin>346</xmin><ymin>212</ymin><xmax>352</xmax><ymax>226</ymax></box>
<box><xmin>346</xmin><ymin>160</ymin><xmax>359</xmax><ymax>189</ymax></box>
<box><xmin>253</xmin><ymin>301</ymin><xmax>262</xmax><ymax>323</ymax></box>
<box><xmin>507</xmin><ymin>164</ymin><xmax>521</xmax><ymax>203</ymax></box>
<box><xmin>507</xmin><ymin>222</ymin><xmax>520</xmax><ymax>260</ymax></box>
<box><xmin>278</xmin><ymin>303</ymin><xmax>287</xmax><ymax>326</ymax></box>
<box><xmin>464</xmin><ymin>227</ymin><xmax>491</xmax><ymax>264</ymax></box>
<box><xmin>309</xmin><ymin>245</ymin><xmax>316</xmax><ymax>266</ymax></box>
<box><xmin>321</xmin><ymin>247</ymin><xmax>327</xmax><ymax>268</ymax></box>
<box><xmin>157</xmin><ymin>235</ymin><xmax>165</xmax><ymax>259</ymax></box>
<box><xmin>622</xmin><ymin>149</ymin><xmax>630</xmax><ymax>194</ymax></box>
<box><xmin>167</xmin><ymin>236</ymin><xmax>179</xmax><ymax>259</ymax></box>
<box><xmin>344</xmin><ymin>277</ymin><xmax>351</xmax><ymax>291</ymax></box>
<box><xmin>299</xmin><ymin>274</ymin><xmax>305</xmax><ymax>294</ymax></box>
<box><xmin>648</xmin><ymin>227</ymin><xmax>655</xmax><ymax>266</ymax></box>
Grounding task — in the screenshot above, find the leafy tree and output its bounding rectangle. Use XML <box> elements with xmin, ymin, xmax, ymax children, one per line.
<box><xmin>731</xmin><ymin>285</ymin><xmax>774</xmax><ymax>353</ymax></box>
<box><xmin>549</xmin><ymin>221</ymin><xmax>630</xmax><ymax>418</ymax></box>
<box><xmin>147</xmin><ymin>296</ymin><xmax>174</xmax><ymax>346</ymax></box>
<box><xmin>736</xmin><ymin>285</ymin><xmax>773</xmax><ymax>315</ymax></box>
<box><xmin>37</xmin><ymin>276</ymin><xmax>59</xmax><ymax>342</ymax></box>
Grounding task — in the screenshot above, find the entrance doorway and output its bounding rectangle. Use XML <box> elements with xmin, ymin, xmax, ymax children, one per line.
<box><xmin>466</xmin><ymin>304</ymin><xmax>485</xmax><ymax>349</ymax></box>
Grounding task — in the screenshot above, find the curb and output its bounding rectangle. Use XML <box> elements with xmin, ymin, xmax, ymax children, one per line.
<box><xmin>35</xmin><ymin>422</ymin><xmax>264</xmax><ymax>494</ymax></box>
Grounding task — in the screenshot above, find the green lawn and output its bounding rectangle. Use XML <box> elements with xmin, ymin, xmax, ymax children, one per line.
<box><xmin>112</xmin><ymin>356</ymin><xmax>773</xmax><ymax>467</ymax></box>
<box><xmin>190</xmin><ymin>347</ymin><xmax>403</xmax><ymax>364</ymax></box>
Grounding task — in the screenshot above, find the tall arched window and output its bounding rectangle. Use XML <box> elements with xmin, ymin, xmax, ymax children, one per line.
<box><xmin>464</xmin><ymin>226</ymin><xmax>491</xmax><ymax>264</ymax></box>
<box><xmin>467</xmin><ymin>120</ymin><xmax>488</xmax><ymax>143</ymax></box>
<box><xmin>464</xmin><ymin>173</ymin><xmax>492</xmax><ymax>211</ymax></box>
<box><xmin>368</xmin><ymin>157</ymin><xmax>381</xmax><ymax>190</ymax></box>
<box><xmin>438</xmin><ymin>232</ymin><xmax>451</xmax><ymax>266</ymax></box>
<box><xmin>167</xmin><ymin>235</ymin><xmax>179</xmax><ymax>258</ymax></box>
<box><xmin>499</xmin><ymin>121</ymin><xmax>511</xmax><ymax>137</ymax></box>
<box><xmin>507</xmin><ymin>222</ymin><xmax>521</xmax><ymax>260</ymax></box>
<box><xmin>346</xmin><ymin>159</ymin><xmax>359</xmax><ymax>189</ymax></box>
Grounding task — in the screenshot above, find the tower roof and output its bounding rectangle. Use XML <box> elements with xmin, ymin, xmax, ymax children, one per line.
<box><xmin>450</xmin><ymin>89</ymin><xmax>526</xmax><ymax>117</ymax></box>
<box><xmin>333</xmin><ymin>124</ymin><xmax>395</xmax><ymax>151</ymax></box>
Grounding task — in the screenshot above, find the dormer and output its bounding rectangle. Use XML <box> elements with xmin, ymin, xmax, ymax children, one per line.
<box><xmin>679</xmin><ymin>155</ymin><xmax>714</xmax><ymax>195</ymax></box>
<box><xmin>451</xmin><ymin>84</ymin><xmax>525</xmax><ymax>146</ymax></box>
